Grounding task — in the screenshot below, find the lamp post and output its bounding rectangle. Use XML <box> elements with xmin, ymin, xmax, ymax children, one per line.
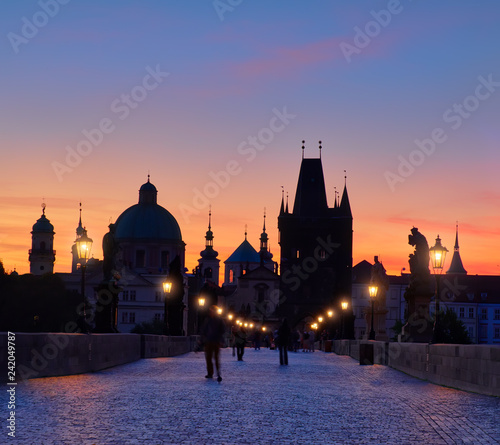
<box><xmin>197</xmin><ymin>296</ymin><xmax>205</xmax><ymax>334</ymax></box>
<box><xmin>368</xmin><ymin>285</ymin><xmax>378</xmax><ymax>340</ymax></box>
<box><xmin>341</xmin><ymin>301</ymin><xmax>348</xmax><ymax>339</ymax></box>
<box><xmin>162</xmin><ymin>279</ymin><xmax>172</xmax><ymax>335</ymax></box>
<box><xmin>75</xmin><ymin>229</ymin><xmax>93</xmax><ymax>333</ymax></box>
<box><xmin>327</xmin><ymin>310</ymin><xmax>334</xmax><ymax>339</ymax></box>
<box><xmin>429</xmin><ymin>235</ymin><xmax>448</xmax><ymax>344</ymax></box>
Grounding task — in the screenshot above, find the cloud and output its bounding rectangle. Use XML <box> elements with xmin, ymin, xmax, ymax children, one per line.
<box><xmin>228</xmin><ymin>37</ymin><xmax>347</xmax><ymax>80</ymax></box>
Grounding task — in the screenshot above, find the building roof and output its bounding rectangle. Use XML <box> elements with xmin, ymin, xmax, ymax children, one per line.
<box><xmin>225</xmin><ymin>239</ymin><xmax>260</xmax><ymax>264</ymax></box>
<box><xmin>114</xmin><ymin>179</ymin><xmax>182</xmax><ymax>241</ymax></box>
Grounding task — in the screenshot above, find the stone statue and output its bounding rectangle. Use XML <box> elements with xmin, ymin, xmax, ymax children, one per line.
<box><xmin>96</xmin><ymin>223</ymin><xmax>121</xmax><ymax>333</ymax></box>
<box><xmin>407</xmin><ymin>227</ymin><xmax>432</xmax><ymax>295</ymax></box>
<box><xmin>403</xmin><ymin>228</ymin><xmax>434</xmax><ymax>342</ymax></box>
<box><xmin>371</xmin><ymin>256</ymin><xmax>389</xmax><ymax>296</ymax></box>
<box><xmin>102</xmin><ymin>223</ymin><xmax>119</xmax><ymax>281</ymax></box>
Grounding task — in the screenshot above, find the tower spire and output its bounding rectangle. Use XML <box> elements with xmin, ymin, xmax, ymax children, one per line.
<box><xmin>280</xmin><ymin>186</ymin><xmax>285</xmax><ymax>215</ymax></box>
<box><xmin>319</xmin><ymin>140</ymin><xmax>322</xmax><ymax>159</ymax></box>
<box><xmin>446</xmin><ymin>222</ymin><xmax>467</xmax><ymax>275</ymax></box>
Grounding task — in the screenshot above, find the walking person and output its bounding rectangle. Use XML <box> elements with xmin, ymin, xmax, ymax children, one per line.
<box><xmin>277</xmin><ymin>319</ymin><xmax>291</xmax><ymax>365</ymax></box>
<box><xmin>200</xmin><ymin>305</ymin><xmax>226</xmax><ymax>382</ymax></box>
<box><xmin>234</xmin><ymin>325</ymin><xmax>247</xmax><ymax>361</ymax></box>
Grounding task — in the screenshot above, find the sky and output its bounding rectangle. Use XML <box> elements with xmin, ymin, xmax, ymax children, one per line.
<box><xmin>1</xmin><ymin>0</ymin><xmax>500</xmax><ymax>277</ymax></box>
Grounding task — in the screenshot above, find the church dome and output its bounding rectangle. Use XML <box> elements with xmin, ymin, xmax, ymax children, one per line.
<box><xmin>32</xmin><ymin>210</ymin><xmax>54</xmax><ymax>233</ymax></box>
<box><xmin>114</xmin><ymin>179</ymin><xmax>182</xmax><ymax>241</ymax></box>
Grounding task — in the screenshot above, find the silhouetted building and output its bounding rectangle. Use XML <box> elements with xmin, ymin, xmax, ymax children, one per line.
<box><xmin>278</xmin><ymin>145</ymin><xmax>353</xmax><ymax>330</ymax></box>
<box><xmin>29</xmin><ymin>204</ymin><xmax>56</xmax><ymax>275</ymax></box>
<box><xmin>112</xmin><ymin>177</ymin><xmax>187</xmax><ymax>333</ymax></box>
<box><xmin>198</xmin><ymin>210</ymin><xmax>220</xmax><ymax>286</ymax></box>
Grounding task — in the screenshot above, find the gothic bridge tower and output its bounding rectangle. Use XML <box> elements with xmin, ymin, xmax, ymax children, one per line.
<box><xmin>278</xmin><ymin>141</ymin><xmax>353</xmax><ymax>330</ymax></box>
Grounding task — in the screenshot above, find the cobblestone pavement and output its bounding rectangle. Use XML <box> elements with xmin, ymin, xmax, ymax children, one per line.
<box><xmin>6</xmin><ymin>348</ymin><xmax>500</xmax><ymax>444</ymax></box>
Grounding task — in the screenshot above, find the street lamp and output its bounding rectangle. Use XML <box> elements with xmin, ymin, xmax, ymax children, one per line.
<box><xmin>162</xmin><ymin>278</ymin><xmax>172</xmax><ymax>335</ymax></box>
<box><xmin>196</xmin><ymin>296</ymin><xmax>206</xmax><ymax>334</ymax></box>
<box><xmin>75</xmin><ymin>229</ymin><xmax>93</xmax><ymax>333</ymax></box>
<box><xmin>368</xmin><ymin>285</ymin><xmax>378</xmax><ymax>340</ymax></box>
<box><xmin>318</xmin><ymin>316</ymin><xmax>324</xmax><ymax>323</ymax></box>
<box><xmin>341</xmin><ymin>300</ymin><xmax>348</xmax><ymax>339</ymax></box>
<box><xmin>429</xmin><ymin>235</ymin><xmax>448</xmax><ymax>344</ymax></box>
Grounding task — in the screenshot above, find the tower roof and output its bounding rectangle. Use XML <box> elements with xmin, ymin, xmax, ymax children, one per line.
<box><xmin>32</xmin><ymin>205</ymin><xmax>54</xmax><ymax>233</ymax></box>
<box><xmin>292</xmin><ymin>158</ymin><xmax>328</xmax><ymax>216</ymax></box>
<box><xmin>446</xmin><ymin>225</ymin><xmax>467</xmax><ymax>275</ymax></box>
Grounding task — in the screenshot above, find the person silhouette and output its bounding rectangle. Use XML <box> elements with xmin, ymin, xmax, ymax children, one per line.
<box><xmin>200</xmin><ymin>305</ymin><xmax>225</xmax><ymax>382</ymax></box>
<box><xmin>277</xmin><ymin>319</ymin><xmax>291</xmax><ymax>365</ymax></box>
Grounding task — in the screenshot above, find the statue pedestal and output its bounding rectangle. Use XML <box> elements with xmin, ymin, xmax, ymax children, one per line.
<box><xmin>364</xmin><ymin>307</ymin><xmax>389</xmax><ymax>341</ymax></box>
<box><xmin>402</xmin><ymin>293</ymin><xmax>433</xmax><ymax>342</ymax></box>
<box><xmin>94</xmin><ymin>280</ymin><xmax>121</xmax><ymax>333</ymax></box>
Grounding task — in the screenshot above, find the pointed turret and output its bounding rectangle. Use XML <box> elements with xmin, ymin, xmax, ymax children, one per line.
<box><xmin>446</xmin><ymin>224</ymin><xmax>467</xmax><ymax>275</ymax></box>
<box><xmin>339</xmin><ymin>174</ymin><xmax>352</xmax><ymax>218</ymax></box>
<box><xmin>280</xmin><ymin>188</ymin><xmax>285</xmax><ymax>215</ymax></box>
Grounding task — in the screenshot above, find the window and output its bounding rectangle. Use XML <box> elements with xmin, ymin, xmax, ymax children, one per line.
<box><xmin>130</xmin><ymin>290</ymin><xmax>136</xmax><ymax>301</ymax></box>
<box><xmin>129</xmin><ymin>312</ymin><xmax>136</xmax><ymax>324</ymax></box>
<box><xmin>494</xmin><ymin>309</ymin><xmax>500</xmax><ymax>321</ymax></box>
<box><xmin>479</xmin><ymin>325</ymin><xmax>487</xmax><ymax>338</ymax></box>
<box><xmin>204</xmin><ymin>267</ymin><xmax>213</xmax><ymax>279</ymax></box>
<box><xmin>122</xmin><ymin>291</ymin><xmax>129</xmax><ymax>301</ymax></box>
<box><xmin>154</xmin><ymin>313</ymin><xmax>162</xmax><ymax>322</ymax></box>
<box><xmin>494</xmin><ymin>326</ymin><xmax>500</xmax><ymax>340</ymax></box>
<box><xmin>459</xmin><ymin>307</ymin><xmax>465</xmax><ymax>318</ymax></box>
<box><xmin>468</xmin><ymin>326</ymin><xmax>474</xmax><ymax>337</ymax></box>
<box><xmin>161</xmin><ymin>251</ymin><xmax>170</xmax><ymax>270</ymax></box>
<box><xmin>296</xmin><ymin>249</ymin><xmax>300</xmax><ymax>259</ymax></box>
<box><xmin>229</xmin><ymin>269</ymin><xmax>234</xmax><ymax>283</ymax></box>
<box><xmin>155</xmin><ymin>291</ymin><xmax>162</xmax><ymax>302</ymax></box>
<box><xmin>136</xmin><ymin>250</ymin><xmax>145</xmax><ymax>268</ymax></box>
<box><xmin>122</xmin><ymin>312</ymin><xmax>128</xmax><ymax>323</ymax></box>
<box><xmin>40</xmin><ymin>241</ymin><xmax>46</xmax><ymax>251</ymax></box>
<box><xmin>468</xmin><ymin>308</ymin><xmax>474</xmax><ymax>319</ymax></box>
<box><xmin>480</xmin><ymin>308</ymin><xmax>488</xmax><ymax>320</ymax></box>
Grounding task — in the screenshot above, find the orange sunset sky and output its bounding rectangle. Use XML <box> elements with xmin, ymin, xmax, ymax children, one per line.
<box><xmin>1</xmin><ymin>1</ymin><xmax>500</xmax><ymax>277</ymax></box>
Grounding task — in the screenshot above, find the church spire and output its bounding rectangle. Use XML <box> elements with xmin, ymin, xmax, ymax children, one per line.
<box><xmin>205</xmin><ymin>206</ymin><xmax>214</xmax><ymax>248</ymax></box>
<box><xmin>339</xmin><ymin>171</ymin><xmax>352</xmax><ymax>218</ymax></box>
<box><xmin>446</xmin><ymin>223</ymin><xmax>467</xmax><ymax>275</ymax></box>
<box><xmin>76</xmin><ymin>202</ymin><xmax>84</xmax><ymax>237</ymax></box>
<box><xmin>280</xmin><ymin>186</ymin><xmax>285</xmax><ymax>215</ymax></box>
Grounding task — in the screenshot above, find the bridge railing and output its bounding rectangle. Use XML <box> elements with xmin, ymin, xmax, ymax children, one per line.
<box><xmin>330</xmin><ymin>340</ymin><xmax>500</xmax><ymax>397</ymax></box>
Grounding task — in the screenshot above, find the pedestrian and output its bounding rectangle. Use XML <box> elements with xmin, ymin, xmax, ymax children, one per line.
<box><xmin>277</xmin><ymin>319</ymin><xmax>291</xmax><ymax>365</ymax></box>
<box><xmin>253</xmin><ymin>329</ymin><xmax>261</xmax><ymax>350</ymax></box>
<box><xmin>234</xmin><ymin>325</ymin><xmax>247</xmax><ymax>361</ymax></box>
<box><xmin>302</xmin><ymin>330</ymin><xmax>309</xmax><ymax>352</ymax></box>
<box><xmin>308</xmin><ymin>329</ymin><xmax>315</xmax><ymax>352</ymax></box>
<box><xmin>200</xmin><ymin>305</ymin><xmax>225</xmax><ymax>382</ymax></box>
<box><xmin>230</xmin><ymin>324</ymin><xmax>237</xmax><ymax>357</ymax></box>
